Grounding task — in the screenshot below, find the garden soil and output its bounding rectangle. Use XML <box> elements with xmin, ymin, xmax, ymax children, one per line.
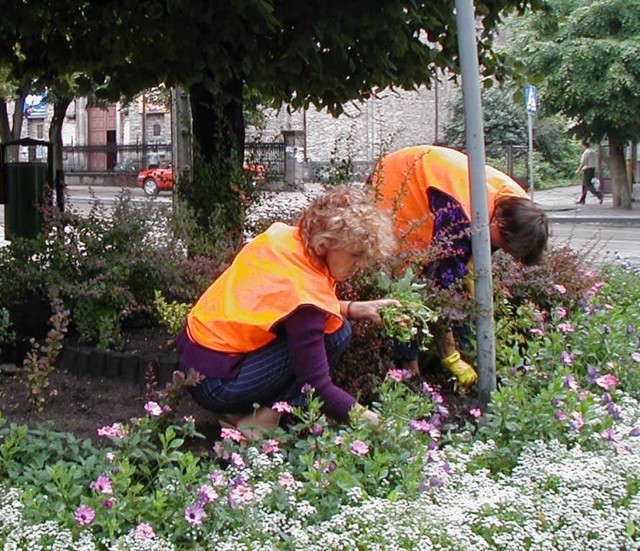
<box><xmin>0</xmin><ymin>328</ymin><xmax>223</xmax><ymax>452</ymax></box>
<box><xmin>0</xmin><ymin>327</ymin><xmax>476</xmax><ymax>449</ymax></box>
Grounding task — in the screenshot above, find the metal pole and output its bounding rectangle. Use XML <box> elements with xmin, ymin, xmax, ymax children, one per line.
<box><xmin>455</xmin><ymin>0</ymin><xmax>496</xmax><ymax>404</ymax></box>
<box><xmin>528</xmin><ymin>113</ymin><xmax>535</xmax><ymax>200</ymax></box>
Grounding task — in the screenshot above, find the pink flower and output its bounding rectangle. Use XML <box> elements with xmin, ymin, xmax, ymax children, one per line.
<box><xmin>530</xmin><ymin>328</ymin><xmax>544</xmax><ymax>337</ymax></box>
<box><xmin>230</xmin><ymin>452</ymin><xmax>246</xmax><ymax>469</ymax></box>
<box><xmin>554</xmin><ymin>306</ymin><xmax>568</xmax><ymax>319</ymax></box>
<box><xmin>271</xmin><ymin>401</ymin><xmax>293</xmax><ymax>413</ymax></box>
<box><xmin>351</xmin><ymin>439</ymin><xmax>370</xmax><ymax>456</ymax></box>
<box><xmin>386</xmin><ymin>368</ymin><xmax>404</xmax><ymax>382</ymax></box>
<box><xmin>97</xmin><ymin>423</ymin><xmax>127</xmax><ymax>438</ymax></box>
<box><xmin>90</xmin><ymin>474</ymin><xmax>113</xmax><ymax>495</ymax></box>
<box><xmin>261</xmin><ymin>439</ymin><xmax>280</xmax><ymax>455</ymax></box>
<box><xmin>74</xmin><ymin>505</ymin><xmax>96</xmax><ymax>526</ymax></box>
<box><xmin>208</xmin><ymin>470</ymin><xmax>227</xmax><ymax>487</ymax></box>
<box><xmin>632</xmin><ymin>352</ymin><xmax>640</xmax><ymax>363</ymax></box>
<box><xmin>134</xmin><ymin>522</ymin><xmax>155</xmax><ymax>539</ymax></box>
<box><xmin>220</xmin><ymin>427</ymin><xmax>244</xmax><ymax>443</ymax></box>
<box><xmin>144</xmin><ymin>401</ymin><xmax>163</xmax><ymax>417</ymax></box>
<box><xmin>554</xmin><ymin>284</ymin><xmax>567</xmax><ymax>295</ymax></box>
<box><xmin>185</xmin><ymin>502</ymin><xmax>207</xmax><ymax>526</ymax></box>
<box><xmin>227</xmin><ymin>485</ymin><xmax>255</xmax><ymax>509</ymax></box>
<box><xmin>595</xmin><ymin>374</ymin><xmax>619</xmax><ymax>391</ymax></box>
<box><xmin>278</xmin><ymin>472</ymin><xmax>296</xmax><ymax>488</ymax></box>
<box><xmin>334</xmin><ymin>435</ymin><xmax>344</xmax><ymax>446</ymax></box>
<box><xmin>469</xmin><ymin>408</ymin><xmax>482</xmax><ymax>418</ymax></box>
<box><xmin>198</xmin><ymin>484</ymin><xmax>219</xmax><ymax>504</ymax></box>
<box><xmin>557</xmin><ymin>322</ymin><xmax>574</xmax><ymax>334</ymax></box>
<box><xmin>301</xmin><ymin>383</ymin><xmax>314</xmax><ymax>394</ymax></box>
<box><xmin>555</xmin><ymin>410</ymin><xmax>567</xmax><ymax>421</ymax></box>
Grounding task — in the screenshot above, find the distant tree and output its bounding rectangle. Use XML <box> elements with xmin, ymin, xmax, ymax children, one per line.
<box><xmin>507</xmin><ymin>0</ymin><xmax>640</xmax><ymax>208</ymax></box>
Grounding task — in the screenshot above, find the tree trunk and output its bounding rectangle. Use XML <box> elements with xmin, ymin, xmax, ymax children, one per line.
<box><xmin>181</xmin><ymin>78</ymin><xmax>249</xmax><ymax>238</ymax></box>
<box><xmin>0</xmin><ymin>87</ymin><xmax>29</xmax><ymax>161</ymax></box>
<box><xmin>49</xmin><ymin>96</ymin><xmax>72</xmax><ymax>211</ymax></box>
<box><xmin>609</xmin><ymin>141</ymin><xmax>633</xmax><ymax>209</ymax></box>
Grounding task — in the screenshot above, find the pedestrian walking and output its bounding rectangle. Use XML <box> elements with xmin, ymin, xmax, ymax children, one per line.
<box><xmin>575</xmin><ymin>141</ymin><xmax>603</xmax><ymax>204</ymax></box>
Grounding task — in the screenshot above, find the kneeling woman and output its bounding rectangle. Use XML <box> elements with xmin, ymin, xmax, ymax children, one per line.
<box><xmin>177</xmin><ymin>186</ymin><xmax>399</xmax><ymax>437</ymax></box>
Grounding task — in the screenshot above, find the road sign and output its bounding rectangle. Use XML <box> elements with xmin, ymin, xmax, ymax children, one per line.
<box><xmin>525</xmin><ymin>85</ymin><xmax>538</xmax><ymax>116</ymax></box>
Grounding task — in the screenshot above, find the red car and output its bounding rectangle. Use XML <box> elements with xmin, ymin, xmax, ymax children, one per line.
<box><xmin>137</xmin><ymin>164</ymin><xmax>266</xmax><ymax>197</ymax></box>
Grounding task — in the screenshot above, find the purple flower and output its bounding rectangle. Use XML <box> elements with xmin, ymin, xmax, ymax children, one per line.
<box><xmin>386</xmin><ymin>368</ymin><xmax>404</xmax><ymax>382</ymax></box>
<box><xmin>586</xmin><ymin>364</ymin><xmax>599</xmax><ymax>384</ymax></box>
<box><xmin>74</xmin><ymin>505</ymin><xmax>96</xmax><ymax>526</ymax></box>
<box><xmin>555</xmin><ymin>410</ymin><xmax>567</xmax><ymax>421</ymax></box>
<box><xmin>569</xmin><ymin>412</ymin><xmax>584</xmax><ymax>431</ymax></box>
<box><xmin>310</xmin><ymin>424</ymin><xmax>324</xmax><ymax>436</ymax></box>
<box><xmin>606</xmin><ymin>402</ymin><xmax>622</xmax><ymax>421</ymax></box>
<box><xmin>102</xmin><ymin>498</ymin><xmax>114</xmax><ymax>509</ymax></box>
<box><xmin>429</xmin><ymin>476</ymin><xmax>444</xmax><ymax>488</ymax></box>
<box><xmin>563</xmin><ymin>375</ymin><xmax>579</xmax><ymax>392</ymax></box>
<box><xmin>627</xmin><ymin>325</ymin><xmax>636</xmax><ymax>334</ymax></box>
<box><xmin>185</xmin><ymin>502</ymin><xmax>207</xmax><ymax>526</ymax></box>
<box><xmin>629</xmin><ymin>427</ymin><xmax>640</xmax><ymax>437</ymax></box>
<box><xmin>351</xmin><ymin>439</ymin><xmax>370</xmax><ymax>456</ymax></box>
<box><xmin>561</xmin><ymin>350</ymin><xmax>574</xmax><ymax>366</ymax></box>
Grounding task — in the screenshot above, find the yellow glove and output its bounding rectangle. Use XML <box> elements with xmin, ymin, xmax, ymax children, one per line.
<box><xmin>441</xmin><ymin>350</ymin><xmax>477</xmax><ymax>387</ymax></box>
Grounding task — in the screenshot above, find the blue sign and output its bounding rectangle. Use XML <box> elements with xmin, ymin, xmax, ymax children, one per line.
<box><xmin>525</xmin><ymin>85</ymin><xmax>538</xmax><ymax>116</ymax></box>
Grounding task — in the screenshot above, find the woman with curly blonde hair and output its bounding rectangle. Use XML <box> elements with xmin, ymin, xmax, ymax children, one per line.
<box><xmin>177</xmin><ymin>185</ymin><xmax>399</xmax><ymax>438</ymax></box>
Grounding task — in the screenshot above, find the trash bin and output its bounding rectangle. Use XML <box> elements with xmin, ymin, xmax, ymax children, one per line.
<box><xmin>0</xmin><ymin>138</ymin><xmax>53</xmax><ymax>240</ymax></box>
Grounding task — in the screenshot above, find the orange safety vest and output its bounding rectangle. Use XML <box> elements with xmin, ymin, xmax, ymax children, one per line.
<box><xmin>186</xmin><ymin>222</ymin><xmax>343</xmax><ymax>354</ymax></box>
<box><xmin>371</xmin><ymin>145</ymin><xmax>528</xmax><ymax>248</ymax></box>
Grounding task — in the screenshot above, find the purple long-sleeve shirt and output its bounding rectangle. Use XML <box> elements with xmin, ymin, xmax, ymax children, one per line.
<box><xmin>176</xmin><ymin>305</ymin><xmax>355</xmax><ymax>421</ymax></box>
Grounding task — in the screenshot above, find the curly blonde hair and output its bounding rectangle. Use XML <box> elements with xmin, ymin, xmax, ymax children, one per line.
<box><xmin>298</xmin><ymin>185</ymin><xmax>397</xmax><ymax>266</ymax></box>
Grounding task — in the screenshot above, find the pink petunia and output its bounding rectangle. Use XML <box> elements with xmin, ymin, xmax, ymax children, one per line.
<box><xmin>220</xmin><ymin>427</ymin><xmax>244</xmax><ymax>443</ymax></box>
<box><xmin>278</xmin><ymin>472</ymin><xmax>296</xmax><ymax>488</ymax></box>
<box><xmin>271</xmin><ymin>401</ymin><xmax>293</xmax><ymax>414</ymax></box>
<box><xmin>595</xmin><ymin>374</ymin><xmax>619</xmax><ymax>391</ymax></box>
<box><xmin>554</xmin><ymin>284</ymin><xmax>567</xmax><ymax>295</ymax></box>
<box><xmin>386</xmin><ymin>368</ymin><xmax>404</xmax><ymax>382</ymax></box>
<box><xmin>74</xmin><ymin>505</ymin><xmax>96</xmax><ymax>526</ymax></box>
<box><xmin>557</xmin><ymin>322</ymin><xmax>574</xmax><ymax>334</ymax></box>
<box><xmin>134</xmin><ymin>523</ymin><xmax>156</xmax><ymax>539</ymax></box>
<box><xmin>185</xmin><ymin>502</ymin><xmax>207</xmax><ymax>526</ymax></box>
<box><xmin>96</xmin><ymin>423</ymin><xmax>127</xmax><ymax>438</ymax></box>
<box><xmin>554</xmin><ymin>306</ymin><xmax>568</xmax><ymax>319</ymax></box>
<box><xmin>261</xmin><ymin>439</ymin><xmax>280</xmax><ymax>455</ymax></box>
<box><xmin>144</xmin><ymin>401</ymin><xmax>163</xmax><ymax>417</ymax></box>
<box><xmin>351</xmin><ymin>439</ymin><xmax>370</xmax><ymax>456</ymax></box>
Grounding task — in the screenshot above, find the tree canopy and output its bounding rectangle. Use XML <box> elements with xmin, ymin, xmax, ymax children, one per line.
<box><xmin>507</xmin><ymin>0</ymin><xmax>640</xmax><ymax>207</ymax></box>
<box><xmin>0</xmin><ymin>0</ymin><xmax>548</xmax><ymax>229</ymax></box>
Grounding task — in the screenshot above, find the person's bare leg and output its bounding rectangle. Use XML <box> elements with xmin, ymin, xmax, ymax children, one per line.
<box><xmin>236</xmin><ymin>407</ymin><xmax>281</xmax><ymax>440</ymax></box>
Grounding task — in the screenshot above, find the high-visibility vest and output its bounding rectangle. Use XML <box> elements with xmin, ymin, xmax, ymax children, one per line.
<box><xmin>186</xmin><ymin>222</ymin><xmax>343</xmax><ymax>354</ymax></box>
<box><xmin>371</xmin><ymin>145</ymin><xmax>528</xmax><ymax>248</ymax></box>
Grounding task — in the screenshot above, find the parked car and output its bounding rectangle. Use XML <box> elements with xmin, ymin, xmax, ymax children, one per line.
<box><xmin>137</xmin><ymin>163</ymin><xmax>266</xmax><ymax>197</ymax></box>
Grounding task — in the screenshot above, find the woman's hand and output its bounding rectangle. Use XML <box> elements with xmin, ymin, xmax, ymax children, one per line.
<box><xmin>346</xmin><ymin>299</ymin><xmax>401</xmax><ymax>324</ymax></box>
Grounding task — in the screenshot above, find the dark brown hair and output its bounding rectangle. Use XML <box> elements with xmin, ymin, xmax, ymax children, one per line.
<box><xmin>494</xmin><ymin>196</ymin><xmax>549</xmax><ymax>265</ymax></box>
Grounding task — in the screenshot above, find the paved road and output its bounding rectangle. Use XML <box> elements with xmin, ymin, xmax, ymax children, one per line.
<box><xmin>1</xmin><ymin>183</ymin><xmax>638</xmax><ymax>268</ymax></box>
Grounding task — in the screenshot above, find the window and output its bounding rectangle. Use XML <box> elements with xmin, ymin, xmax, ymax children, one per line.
<box><xmin>36</xmin><ymin>124</ymin><xmax>44</xmax><ymax>139</ymax></box>
<box><xmin>153</xmin><ymin>123</ymin><xmax>162</xmax><ymax>137</ymax></box>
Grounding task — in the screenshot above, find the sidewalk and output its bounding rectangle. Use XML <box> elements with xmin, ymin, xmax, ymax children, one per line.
<box><xmin>534</xmin><ymin>184</ymin><xmax>640</xmax><ymax>225</ymax></box>
<box><xmin>0</xmin><ymin>183</ymin><xmax>638</xmax><ymax>247</ymax></box>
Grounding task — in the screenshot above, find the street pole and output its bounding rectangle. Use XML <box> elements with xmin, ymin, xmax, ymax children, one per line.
<box><xmin>528</xmin><ymin>112</ymin><xmax>534</xmax><ymax>200</ymax></box>
<box><xmin>455</xmin><ymin>0</ymin><xmax>496</xmax><ymax>404</ymax></box>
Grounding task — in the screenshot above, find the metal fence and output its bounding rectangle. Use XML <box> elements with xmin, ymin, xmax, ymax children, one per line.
<box><xmin>62</xmin><ymin>142</ymin><xmax>285</xmax><ymax>181</ymax></box>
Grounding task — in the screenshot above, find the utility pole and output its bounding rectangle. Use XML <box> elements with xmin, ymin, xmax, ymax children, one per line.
<box><xmin>455</xmin><ymin>0</ymin><xmax>496</xmax><ymax>405</ymax></box>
